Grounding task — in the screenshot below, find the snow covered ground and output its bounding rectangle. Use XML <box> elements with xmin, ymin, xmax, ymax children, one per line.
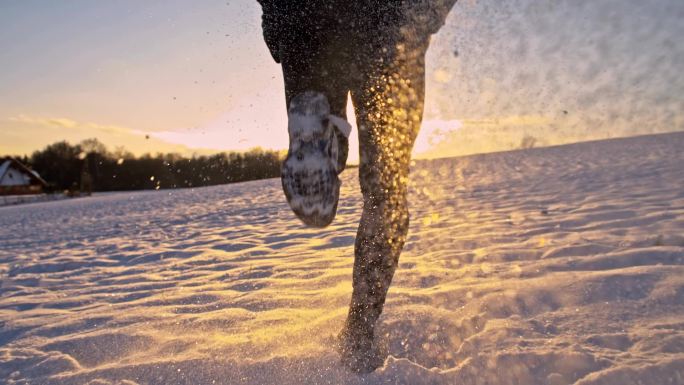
<box><xmin>1</xmin><ymin>132</ymin><xmax>683</xmax><ymax>385</ymax></box>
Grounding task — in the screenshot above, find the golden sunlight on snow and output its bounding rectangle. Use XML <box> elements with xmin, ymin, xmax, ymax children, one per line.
<box><xmin>1</xmin><ymin>132</ymin><xmax>683</xmax><ymax>384</ymax></box>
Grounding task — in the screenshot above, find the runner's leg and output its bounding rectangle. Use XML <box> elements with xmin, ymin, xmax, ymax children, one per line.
<box><xmin>340</xmin><ymin>31</ymin><xmax>431</xmax><ymax>371</ymax></box>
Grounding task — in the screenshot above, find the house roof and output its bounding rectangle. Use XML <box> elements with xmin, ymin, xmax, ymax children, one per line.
<box><xmin>0</xmin><ymin>158</ymin><xmax>48</xmax><ymax>187</ymax></box>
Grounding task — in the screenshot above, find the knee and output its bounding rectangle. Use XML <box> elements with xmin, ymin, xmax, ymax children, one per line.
<box><xmin>360</xmin><ymin>189</ymin><xmax>410</xmax><ymax>239</ymax></box>
<box><xmin>358</xmin><ymin>158</ymin><xmax>410</xmax><ymax>197</ymax></box>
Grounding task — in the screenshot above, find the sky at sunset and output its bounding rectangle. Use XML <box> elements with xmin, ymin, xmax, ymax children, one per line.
<box><xmin>1</xmin><ymin>0</ymin><xmax>683</xmax><ymax>161</ymax></box>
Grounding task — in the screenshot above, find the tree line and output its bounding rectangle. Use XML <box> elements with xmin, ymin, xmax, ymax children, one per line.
<box><xmin>9</xmin><ymin>139</ymin><xmax>285</xmax><ymax>193</ymax></box>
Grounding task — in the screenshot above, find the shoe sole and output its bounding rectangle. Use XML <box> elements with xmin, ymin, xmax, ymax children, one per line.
<box><xmin>282</xmin><ymin>92</ymin><xmax>341</xmax><ymax>227</ymax></box>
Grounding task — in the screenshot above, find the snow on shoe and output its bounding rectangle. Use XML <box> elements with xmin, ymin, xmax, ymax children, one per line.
<box><xmin>282</xmin><ymin>91</ymin><xmax>350</xmax><ymax>227</ymax></box>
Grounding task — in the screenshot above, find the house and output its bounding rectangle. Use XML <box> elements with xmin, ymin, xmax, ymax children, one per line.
<box><xmin>0</xmin><ymin>158</ymin><xmax>48</xmax><ymax>195</ymax></box>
